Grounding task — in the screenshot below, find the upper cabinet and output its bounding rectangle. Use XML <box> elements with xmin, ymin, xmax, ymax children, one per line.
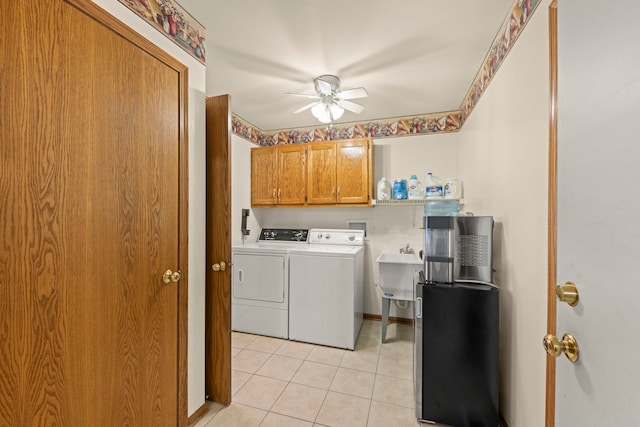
<box><xmin>251</xmin><ymin>144</ymin><xmax>306</xmax><ymax>206</ymax></box>
<box><xmin>336</xmin><ymin>139</ymin><xmax>370</xmax><ymax>205</ymax></box>
<box><xmin>277</xmin><ymin>145</ymin><xmax>306</xmax><ymax>205</ymax></box>
<box><xmin>251</xmin><ymin>137</ymin><xmax>372</xmax><ymax>207</ymax></box>
<box><xmin>251</xmin><ymin>146</ymin><xmax>278</xmax><ymax>205</ymax></box>
<box><xmin>307</xmin><ymin>142</ymin><xmax>337</xmax><ymax>204</ymax></box>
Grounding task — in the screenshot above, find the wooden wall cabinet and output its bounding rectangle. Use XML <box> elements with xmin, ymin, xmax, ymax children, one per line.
<box><xmin>277</xmin><ymin>145</ymin><xmax>307</xmax><ymax>205</ymax></box>
<box><xmin>251</xmin><ymin>137</ymin><xmax>372</xmax><ymax>207</ymax></box>
<box><xmin>251</xmin><ymin>145</ymin><xmax>306</xmax><ymax>206</ymax></box>
<box><xmin>307</xmin><ymin>142</ymin><xmax>337</xmax><ymax>204</ymax></box>
<box><xmin>336</xmin><ymin>138</ymin><xmax>371</xmax><ymax>205</ymax></box>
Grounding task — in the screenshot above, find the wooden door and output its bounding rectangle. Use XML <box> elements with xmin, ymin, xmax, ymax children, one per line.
<box><xmin>277</xmin><ymin>145</ymin><xmax>307</xmax><ymax>205</ymax></box>
<box><xmin>251</xmin><ymin>146</ymin><xmax>278</xmax><ymax>206</ymax></box>
<box><xmin>548</xmin><ymin>1</ymin><xmax>640</xmax><ymax>425</ymax></box>
<box><xmin>205</xmin><ymin>95</ymin><xmax>232</xmax><ymax>405</ymax></box>
<box><xmin>1</xmin><ymin>1</ymin><xmax>188</xmax><ymax>425</ymax></box>
<box><xmin>307</xmin><ymin>142</ymin><xmax>337</xmax><ymax>204</ymax></box>
<box><xmin>336</xmin><ymin>138</ymin><xmax>371</xmax><ymax>205</ymax></box>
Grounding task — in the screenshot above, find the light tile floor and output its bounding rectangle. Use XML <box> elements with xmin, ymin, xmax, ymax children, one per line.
<box><xmin>193</xmin><ymin>319</ymin><xmax>424</xmax><ymax>427</ymax></box>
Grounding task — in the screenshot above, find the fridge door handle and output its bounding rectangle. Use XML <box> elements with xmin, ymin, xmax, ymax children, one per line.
<box><xmin>416</xmin><ymin>297</ymin><xmax>423</xmax><ymax>319</ymax></box>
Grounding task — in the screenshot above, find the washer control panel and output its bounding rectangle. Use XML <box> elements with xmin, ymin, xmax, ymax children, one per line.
<box><xmin>259</xmin><ymin>228</ymin><xmax>309</xmax><ymax>242</ymax></box>
<box><xmin>308</xmin><ymin>229</ymin><xmax>365</xmax><ymax>246</ymax></box>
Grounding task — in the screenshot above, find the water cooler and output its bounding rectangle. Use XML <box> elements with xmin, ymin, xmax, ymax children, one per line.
<box><xmin>415</xmin><ymin>215</ymin><xmax>499</xmax><ymax>427</ymax></box>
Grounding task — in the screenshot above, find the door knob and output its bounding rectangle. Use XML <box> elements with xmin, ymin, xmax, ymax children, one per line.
<box><xmin>212</xmin><ymin>261</ymin><xmax>228</xmax><ymax>272</ymax></box>
<box><xmin>543</xmin><ymin>333</ymin><xmax>579</xmax><ymax>362</ymax></box>
<box><xmin>162</xmin><ymin>269</ymin><xmax>181</xmax><ymax>284</ymax></box>
<box><xmin>556</xmin><ymin>281</ymin><xmax>579</xmax><ymax>306</ymax></box>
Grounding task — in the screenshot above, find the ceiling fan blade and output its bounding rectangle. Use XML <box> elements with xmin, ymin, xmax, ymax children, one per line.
<box><xmin>337</xmin><ymin>99</ymin><xmax>365</xmax><ymax>114</ymax></box>
<box><xmin>337</xmin><ymin>87</ymin><xmax>368</xmax><ymax>100</ymax></box>
<box><xmin>286</xmin><ymin>92</ymin><xmax>321</xmax><ymax>99</ymax></box>
<box><xmin>293</xmin><ymin>101</ymin><xmax>319</xmax><ymax>114</ymax></box>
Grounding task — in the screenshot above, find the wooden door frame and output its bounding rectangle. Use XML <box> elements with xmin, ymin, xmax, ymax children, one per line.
<box><xmin>546</xmin><ymin>1</ymin><xmax>558</xmax><ymax>426</ymax></box>
<box><xmin>205</xmin><ymin>95</ymin><xmax>232</xmax><ymax>405</ymax></box>
<box><xmin>65</xmin><ymin>1</ymin><xmax>190</xmax><ymax>424</ymax></box>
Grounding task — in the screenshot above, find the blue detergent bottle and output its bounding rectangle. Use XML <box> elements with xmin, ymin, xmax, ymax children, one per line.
<box><xmin>393</xmin><ymin>179</ymin><xmax>408</xmax><ymax>200</ymax></box>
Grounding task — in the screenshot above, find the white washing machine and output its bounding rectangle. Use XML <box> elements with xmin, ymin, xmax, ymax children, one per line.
<box><xmin>288</xmin><ymin>229</ymin><xmax>365</xmax><ymax>349</ymax></box>
<box><xmin>232</xmin><ymin>228</ymin><xmax>308</xmax><ymax>338</ymax></box>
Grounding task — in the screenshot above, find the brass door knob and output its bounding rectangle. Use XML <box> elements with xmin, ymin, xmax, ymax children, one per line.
<box><xmin>162</xmin><ymin>269</ymin><xmax>182</xmax><ymax>284</ymax></box>
<box><xmin>543</xmin><ymin>333</ymin><xmax>579</xmax><ymax>362</ymax></box>
<box><xmin>212</xmin><ymin>261</ymin><xmax>228</xmax><ymax>272</ymax></box>
<box><xmin>556</xmin><ymin>281</ymin><xmax>579</xmax><ymax>306</ymax></box>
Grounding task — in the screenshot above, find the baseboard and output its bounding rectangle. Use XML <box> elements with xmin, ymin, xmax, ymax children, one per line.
<box><xmin>364</xmin><ymin>313</ymin><xmax>414</xmax><ymax>326</ymax></box>
<box><xmin>187</xmin><ymin>402</ymin><xmax>210</xmax><ymax>426</ymax></box>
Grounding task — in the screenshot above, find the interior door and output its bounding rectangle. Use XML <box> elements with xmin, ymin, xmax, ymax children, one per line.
<box><xmin>0</xmin><ymin>1</ymin><xmax>187</xmax><ymax>425</ymax></box>
<box><xmin>551</xmin><ymin>1</ymin><xmax>640</xmax><ymax>425</ymax></box>
<box><xmin>205</xmin><ymin>95</ymin><xmax>232</xmax><ymax>405</ymax></box>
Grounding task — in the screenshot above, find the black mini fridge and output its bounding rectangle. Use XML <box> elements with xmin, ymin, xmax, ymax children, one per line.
<box><xmin>414</xmin><ymin>281</ymin><xmax>499</xmax><ymax>427</ymax></box>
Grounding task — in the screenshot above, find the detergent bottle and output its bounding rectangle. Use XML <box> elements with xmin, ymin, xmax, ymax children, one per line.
<box><xmin>425</xmin><ymin>173</ymin><xmax>443</xmax><ymax>199</ymax></box>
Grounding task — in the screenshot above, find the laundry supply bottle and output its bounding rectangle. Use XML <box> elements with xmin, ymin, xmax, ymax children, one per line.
<box><xmin>393</xmin><ymin>179</ymin><xmax>408</xmax><ymax>200</ymax></box>
<box><xmin>425</xmin><ymin>173</ymin><xmax>443</xmax><ymax>199</ymax></box>
<box><xmin>376</xmin><ymin>177</ymin><xmax>392</xmax><ymax>200</ymax></box>
<box><xmin>408</xmin><ymin>175</ymin><xmax>423</xmax><ymax>200</ymax></box>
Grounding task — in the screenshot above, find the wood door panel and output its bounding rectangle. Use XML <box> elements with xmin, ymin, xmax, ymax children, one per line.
<box><xmin>205</xmin><ymin>95</ymin><xmax>232</xmax><ymax>406</ymax></box>
<box><xmin>278</xmin><ymin>145</ymin><xmax>306</xmax><ymax>205</ymax></box>
<box><xmin>307</xmin><ymin>142</ymin><xmax>337</xmax><ymax>204</ymax></box>
<box><xmin>251</xmin><ymin>146</ymin><xmax>278</xmax><ymax>205</ymax></box>
<box><xmin>1</xmin><ymin>1</ymin><xmax>184</xmax><ymax>425</ymax></box>
<box><xmin>337</xmin><ymin>139</ymin><xmax>370</xmax><ymax>204</ymax></box>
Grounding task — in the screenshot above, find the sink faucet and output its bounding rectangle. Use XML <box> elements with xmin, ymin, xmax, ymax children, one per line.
<box><xmin>400</xmin><ymin>243</ymin><xmax>415</xmax><ymax>254</ymax></box>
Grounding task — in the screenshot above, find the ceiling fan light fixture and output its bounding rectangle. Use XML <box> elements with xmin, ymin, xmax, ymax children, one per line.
<box><xmin>291</xmin><ymin>74</ymin><xmax>366</xmax><ymax>123</ymax></box>
<box><xmin>329</xmin><ymin>103</ymin><xmax>344</xmax><ymax>120</ymax></box>
<box><xmin>311</xmin><ymin>103</ymin><xmax>332</xmax><ymax>123</ymax></box>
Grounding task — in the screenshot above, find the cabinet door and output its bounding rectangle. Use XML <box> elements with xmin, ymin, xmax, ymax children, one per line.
<box><xmin>251</xmin><ymin>146</ymin><xmax>278</xmax><ymax>205</ymax></box>
<box><xmin>277</xmin><ymin>145</ymin><xmax>306</xmax><ymax>205</ymax></box>
<box><xmin>336</xmin><ymin>138</ymin><xmax>370</xmax><ymax>204</ymax></box>
<box><xmin>307</xmin><ymin>142</ymin><xmax>337</xmax><ymax>204</ymax></box>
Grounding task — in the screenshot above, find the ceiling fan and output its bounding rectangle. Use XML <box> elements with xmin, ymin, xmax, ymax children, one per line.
<box><xmin>287</xmin><ymin>75</ymin><xmax>368</xmax><ymax>123</ymax></box>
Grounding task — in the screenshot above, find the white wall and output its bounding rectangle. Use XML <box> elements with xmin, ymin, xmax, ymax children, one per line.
<box><xmin>456</xmin><ymin>3</ymin><xmax>550</xmax><ymax>426</ymax></box>
<box><xmin>90</xmin><ymin>0</ymin><xmax>207</xmax><ymax>416</ymax></box>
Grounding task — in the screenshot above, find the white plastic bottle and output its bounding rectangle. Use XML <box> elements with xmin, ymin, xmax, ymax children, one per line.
<box><xmin>376</xmin><ymin>177</ymin><xmax>391</xmax><ymax>200</ymax></box>
<box><xmin>425</xmin><ymin>172</ymin><xmax>443</xmax><ymax>199</ymax></box>
<box><xmin>408</xmin><ymin>174</ymin><xmax>423</xmax><ymax>200</ymax></box>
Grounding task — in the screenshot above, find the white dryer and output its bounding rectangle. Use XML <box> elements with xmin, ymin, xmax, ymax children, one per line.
<box><xmin>232</xmin><ymin>228</ymin><xmax>308</xmax><ymax>338</ymax></box>
<box><xmin>288</xmin><ymin>229</ymin><xmax>365</xmax><ymax>349</ymax></box>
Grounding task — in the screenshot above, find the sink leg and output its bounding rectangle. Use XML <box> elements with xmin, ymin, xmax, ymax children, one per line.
<box><xmin>381</xmin><ymin>297</ymin><xmax>390</xmax><ymax>343</ymax></box>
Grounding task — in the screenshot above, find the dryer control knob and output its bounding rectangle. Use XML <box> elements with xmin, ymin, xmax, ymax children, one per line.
<box><xmin>348</xmin><ymin>234</ymin><xmax>355</xmax><ymax>241</ymax></box>
<box><xmin>325</xmin><ymin>234</ymin><xmax>331</xmax><ymax>239</ymax></box>
<box><xmin>316</xmin><ymin>233</ymin><xmax>323</xmax><ymax>239</ymax></box>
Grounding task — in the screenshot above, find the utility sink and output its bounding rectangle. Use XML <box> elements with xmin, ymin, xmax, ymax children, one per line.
<box><xmin>376</xmin><ymin>252</ymin><xmax>423</xmax><ymax>300</ymax></box>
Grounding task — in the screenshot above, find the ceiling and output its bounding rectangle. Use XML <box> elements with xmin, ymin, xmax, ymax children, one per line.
<box><xmin>180</xmin><ymin>0</ymin><xmax>515</xmax><ymax>131</ymax></box>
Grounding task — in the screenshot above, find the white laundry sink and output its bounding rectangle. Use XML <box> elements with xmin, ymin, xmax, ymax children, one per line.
<box><xmin>376</xmin><ymin>252</ymin><xmax>423</xmax><ymax>300</ymax></box>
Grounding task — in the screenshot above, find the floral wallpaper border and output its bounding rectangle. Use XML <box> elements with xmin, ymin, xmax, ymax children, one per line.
<box><xmin>231</xmin><ymin>0</ymin><xmax>541</xmax><ymax>146</ymax></box>
<box><xmin>231</xmin><ymin>111</ymin><xmax>461</xmax><ymax>146</ymax></box>
<box><xmin>459</xmin><ymin>0</ymin><xmax>542</xmax><ymax>125</ymax></box>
